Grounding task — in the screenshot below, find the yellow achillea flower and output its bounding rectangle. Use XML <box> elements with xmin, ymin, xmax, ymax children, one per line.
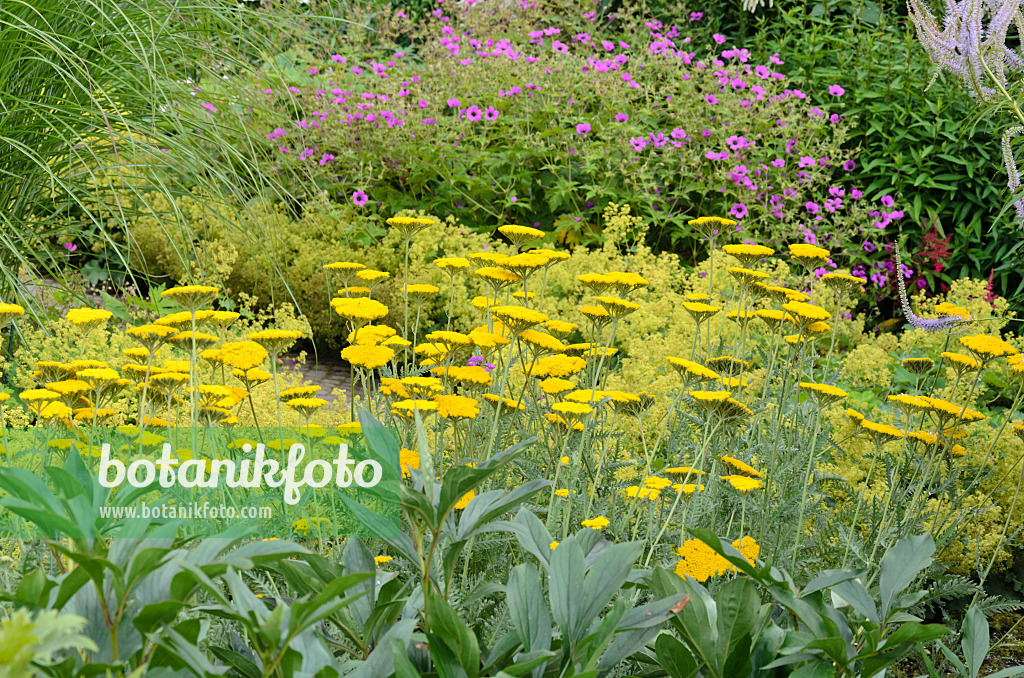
<box><xmin>625</xmin><ymin>485</ymin><xmax>660</xmax><ymax>500</ymax></box>
<box><xmin>563</xmin><ymin>389</ymin><xmax>603</xmax><ymax>404</ymax></box>
<box><xmin>401</xmin><ymin>376</ymin><xmax>444</xmax><ymax>397</ymax></box>
<box><xmin>528</xmin><ymin>248</ymin><xmax>570</xmax><ymax>263</ymax></box>
<box><xmin>727</xmin><ymin>267</ymin><xmax>770</xmax><ymax>284</ymax></box>
<box><xmin>722</xmin><ymin>475</ymin><xmax>763</xmax><ymax>492</ymax></box>
<box><xmin>553</xmin><ymin>402</ymin><xmax>593</xmax><ymax>416</ymax></box>
<box><xmin>723</xmin><ymin>244</ymin><xmax>774</xmax><ymax>267</ymax></box>
<box><xmin>126</xmin><ymin>324</ymin><xmax>177</xmax><ymax>352</ymax></box>
<box><xmin>247</xmin><ymin>329</ymin><xmax>302</xmax><ymax>356</ymax></box>
<box><xmin>940</xmin><ymin>352</ymin><xmax>982</xmax><ymax>376</ymax></box>
<box><xmin>39</xmin><ymin>401</ymin><xmax>73</xmax><ymax>423</ymax></box>
<box><xmin>498</xmin><ymin>224</ymin><xmax>545</xmax><ymax>247</ymax></box>
<box><xmin>342</xmin><ymin>345</ymin><xmax>395</xmax><ymax>369</ymax></box>
<box><xmin>1011</xmin><ymin>422</ymin><xmax>1024</xmax><ymax>442</ymax></box>
<box><xmin>672</xmin><ymin>483</ymin><xmax>705</xmax><ymax>494</ymax></box>
<box><xmin>554</xmin><ymin>489</ymin><xmax>570</xmax><ymax>498</ymax></box>
<box><xmin>545</xmin><ymin>319</ymin><xmax>579</xmax><ymax>337</ymax></box>
<box><xmin>783</xmin><ymin>301</ymin><xmax>831</xmax><ymax>322</ymax></box>
<box><xmin>951</xmin><ymin>444</ymin><xmax>967</xmax><ymax>457</ymax></box>
<box><xmin>788</xmin><ymin>243</ymin><xmax>831</xmax><ymax>262</ymax></box>
<box><xmin>784</xmin><ymin>334</ymin><xmax>811</xmax><ymax>345</ymax></box>
<box><xmin>281</xmin><ymin>386</ymin><xmax>322</xmax><ymax>401</ymax></box>
<box><xmin>805</xmin><ymin>321</ymin><xmax>830</xmax><ymax>335</ymax></box>
<box><xmin>579</xmin><ymin>305</ymin><xmax>611</xmax><ymax>322</ymax></box>
<box><xmin>123</xmin><ymin>347</ymin><xmax>156</xmax><ymax>364</ymax></box>
<box><xmin>820</xmin><ymin>273</ymin><xmax>866</xmax><ymax>293</ymax></box>
<box><xmin>434</xmin><ymin>394</ymin><xmax>480</xmax><ymax>420</ymax></box>
<box><xmin>160</xmin><ymin>285</ymin><xmax>219</xmax><ymax>310</ymax></box>
<box><xmin>959</xmin><ymin>334</ymin><xmax>1018</xmax><ymax>362</ymax></box>
<box><xmin>685</xmin><ymin>292</ymin><xmax>712</xmax><ymax>301</ymax></box>
<box><xmin>545</xmin><ymin>413</ymin><xmax>584</xmax><ymax>430</ymax></box>
<box><xmin>45</xmin><ymin>380</ymin><xmax>91</xmax><ymax>403</ymax></box>
<box><xmin>846</xmin><ymin>408</ymin><xmax>865</xmax><ymax>422</ymax></box>
<box><xmin>923</xmin><ymin>397</ymin><xmax>985</xmax><ymax>422</ymax></box>
<box><xmin>476</xmin><ymin>267</ymin><xmax>521</xmax><ymax>286</ymax></box>
<box><xmin>602</xmin><ymin>390</ymin><xmax>642</xmax><ymax>404</ymax></box>
<box><xmin>433</xmin><ymin>365</ymin><xmax>493</xmax><ymax>387</ymax></box>
<box><xmin>720</xmin><ymin>455</ymin><xmax>762</xmax><ymax>478</ymax></box>
<box><xmin>799</xmin><ymin>382</ymin><xmax>848</xmax><ymax>405</ymax></box>
<box><xmin>644</xmin><ymin>476</ymin><xmax>672</xmax><ymax>490</ymax></box>
<box><xmin>0</xmin><ymin>302</ymin><xmax>25</xmax><ymax>328</ymax></box>
<box><xmin>167</xmin><ymin>331</ymin><xmax>219</xmax><ymax>351</ymax></box>
<box><xmin>324</xmin><ymin>261</ymin><xmax>366</xmax><ymax>270</ymax></box>
<box><xmin>682</xmin><ymin>302</ymin><xmax>721</xmax><ymax>323</ymax></box>
<box><xmin>550</xmin><ymin>541</ymin><xmax>560</xmax><ymax>549</ymax></box>
<box><xmin>688</xmin><ymin>216</ymin><xmax>737</xmax><ymax>226</ymax></box>
<box><xmin>596</xmin><ymin>296</ymin><xmax>640</xmax><ymax>318</ymax></box>
<box><xmin>331</xmin><ymin>297</ymin><xmax>390</xmax><ymax>321</ymax></box>
<box><xmin>66</xmin><ymin>308</ymin><xmax>113</xmax><ymax>328</ymax></box>
<box><xmin>859</xmin><ymin>420</ymin><xmax>905</xmax><ymax>443</ymax></box>
<box><xmin>386</xmin><ymin>216</ymin><xmax>434</xmax><ymax>239</ymax></box>
<box><xmin>155</xmin><ymin>311</ymin><xmax>211</xmax><ymax>331</ymax></box>
<box><xmin>469</xmin><ymin>328</ymin><xmax>511</xmax><ymax>348</ymax></box>
<box><xmin>405</xmin><ymin>283</ymin><xmax>440</xmax><ymax>295</ymax></box>
<box><xmin>606</xmin><ymin>271</ymin><xmax>649</xmax><ymax>293</ymax></box>
<box><xmin>581</xmin><ymin>516</ymin><xmax>611</xmax><ymax>530</ymax></box>
<box><xmin>34</xmin><ymin>361</ymin><xmax>75</xmax><ymax>383</ymax></box>
<box><xmin>426</xmin><ymin>330</ymin><xmax>473</xmax><ymax>346</ymax></box>
<box><xmin>453</xmin><ymin>490</ymin><xmax>476</xmax><ymax>510</ymax></box>
<box><xmin>524</xmin><ymin>354</ymin><xmax>587</xmax><ymax>378</ymax></box>
<box><xmin>375</xmin><ymin>555</ymin><xmax>393</xmax><ymax>564</ymax></box>
<box><xmin>908</xmin><ymin>430</ymin><xmax>939</xmax><ymax>445</ymax></box>
<box><xmin>484</xmin><ymin>394</ymin><xmax>525</xmax><ymax>412</ymax></box>
<box><xmin>888</xmin><ymin>394</ymin><xmax>933</xmax><ymax>415</ymax></box>
<box><xmin>675</xmin><ymin>536</ymin><xmax>758</xmax><ymax>582</ymax></box>
<box><xmin>67</xmin><ymin>359</ymin><xmax>108</xmax><ymax>372</ymax></box>
<box><xmin>20</xmin><ymin>389</ymin><xmax>60</xmax><ymax>415</ymax></box>
<box><xmin>902</xmin><ymin>357</ymin><xmax>935</xmax><ymax>375</ymax></box>
<box><xmin>687</xmin><ymin>390</ymin><xmax>732</xmax><ymax>403</ymax></box>
<box><xmin>287</xmin><ymin>398</ymin><xmax>328</xmax><ymax>418</ymax></box>
<box><xmin>73</xmin><ymin>407</ymin><xmax>116</xmax><ymax>422</ymax></box>
<box><xmin>754</xmin><ymin>309</ymin><xmax>794</xmax><ymax>331</ymax></box>
<box><xmin>519</xmin><ymin>329</ymin><xmax>567</xmax><ymax>353</ymax></box>
<box><xmin>356</xmin><ymin>269</ymin><xmax>390</xmax><ymax>282</ymax></box>
<box><xmin>492</xmin><ymin>305</ymin><xmax>547</xmax><ymax>332</ymax></box>
<box><xmin>399</xmin><ymin>448</ymin><xmax>420</xmax><ymax>478</ymax></box>
<box><xmin>391</xmin><ymin>399</ymin><xmax>438</xmax><ymax>418</ymax></box>
<box><xmin>935</xmin><ymin>302</ymin><xmax>971</xmax><ymax>319</ymax></box>
<box><xmin>348</xmin><ymin>324</ymin><xmax>397</xmax><ymax>345</ymax></box>
<box><xmin>665</xmin><ymin>466</ymin><xmax>704</xmax><ymax>476</ymax></box>
<box><xmin>468</xmin><ymin>252</ymin><xmax>510</xmax><ymax>266</ymax></box>
<box><xmin>220</xmin><ymin>341</ymin><xmax>268</xmax><ymax>371</ymax></box>
<box><xmin>434</xmin><ymin>257</ymin><xmax>471</xmax><ymax>270</ymax></box>
<box><xmin>725</xmin><ymin>310</ymin><xmax>758</xmax><ymax>323</ymax></box>
<box><xmin>501</xmin><ymin>253</ymin><xmax>550</xmax><ymax>277</ymax></box>
<box><xmin>233</xmin><ymin>368</ymin><xmax>271</xmax><ymax>385</ymax></box>
<box><xmin>577</xmin><ymin>273</ymin><xmax>618</xmax><ymax>295</ymax></box>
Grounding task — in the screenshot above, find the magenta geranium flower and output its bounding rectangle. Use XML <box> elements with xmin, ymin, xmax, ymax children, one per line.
<box><xmin>615</xmin><ymin>113</ymin><xmax>629</xmax><ymax>123</ymax></box>
<box><xmin>576</xmin><ymin>123</ymin><xmax>591</xmax><ymax>134</ymax></box>
<box><xmin>467</xmin><ymin>105</ymin><xmax>483</xmax><ymax>121</ymax></box>
<box><xmin>484</xmin><ymin>106</ymin><xmax>499</xmax><ymax>121</ymax></box>
<box><xmin>730</xmin><ymin>203</ymin><xmax>748</xmax><ymax>218</ymax></box>
<box><xmin>447</xmin><ymin>98</ymin><xmax>460</xmax><ymax>107</ymax></box>
<box><xmin>352</xmin><ymin>190</ymin><xmax>369</xmax><ymax>207</ymax></box>
<box><xmin>828</xmin><ymin>84</ymin><xmax>845</xmax><ymax>97</ymax></box>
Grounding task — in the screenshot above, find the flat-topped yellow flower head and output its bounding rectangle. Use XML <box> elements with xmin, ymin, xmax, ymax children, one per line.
<box><xmin>160</xmin><ymin>285</ymin><xmax>219</xmax><ymax>311</ymax></box>
<box><xmin>0</xmin><ymin>302</ymin><xmax>25</xmax><ymax>329</ymax></box>
<box><xmin>498</xmin><ymin>224</ymin><xmax>545</xmax><ymax>249</ymax></box>
<box><xmin>386</xmin><ymin>216</ymin><xmax>435</xmax><ymax>240</ymax></box>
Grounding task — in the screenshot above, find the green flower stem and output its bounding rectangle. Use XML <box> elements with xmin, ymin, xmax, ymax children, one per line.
<box><xmin>790</xmin><ymin>413</ymin><xmax>823</xmax><ymax>571</ymax></box>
